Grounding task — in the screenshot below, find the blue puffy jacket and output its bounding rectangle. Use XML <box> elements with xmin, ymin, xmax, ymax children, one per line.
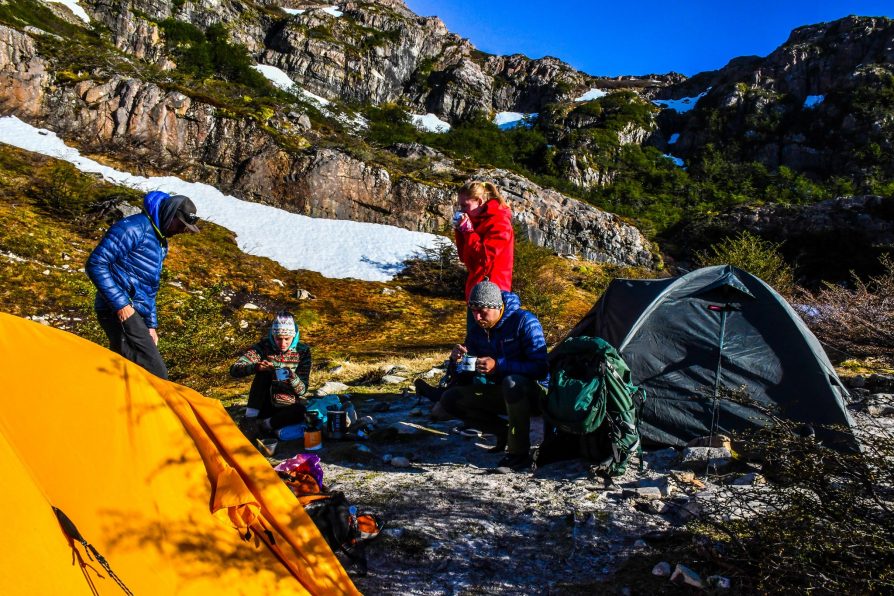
<box><xmin>464</xmin><ymin>291</ymin><xmax>549</xmax><ymax>384</ymax></box>
<box><xmin>86</xmin><ymin>191</ymin><xmax>170</xmax><ymax>329</ymax></box>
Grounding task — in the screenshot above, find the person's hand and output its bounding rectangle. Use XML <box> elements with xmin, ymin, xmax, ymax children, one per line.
<box><xmin>450</xmin><ymin>344</ymin><xmax>468</xmax><ymax>362</ymax></box>
<box><xmin>476</xmin><ymin>356</ymin><xmax>496</xmax><ymax>374</ymax></box>
<box><xmin>256</xmin><ymin>360</ymin><xmax>274</xmax><ymax>373</ymax></box>
<box><xmin>117</xmin><ymin>304</ymin><xmax>135</xmax><ymax>322</ymax></box>
<box><xmin>148</xmin><ymin>328</ymin><xmax>158</xmax><ymax>345</ymax></box>
<box><xmin>454</xmin><ymin>213</ymin><xmax>473</xmax><ymax>233</ymax></box>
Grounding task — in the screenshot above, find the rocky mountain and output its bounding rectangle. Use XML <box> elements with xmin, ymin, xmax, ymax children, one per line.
<box><xmin>2</xmin><ymin>0</ymin><xmax>893</xmax><ymax>278</ymax></box>
<box><xmin>653</xmin><ymin>16</ymin><xmax>894</xmax><ymax>182</ymax></box>
<box><xmin>0</xmin><ymin>1</ymin><xmax>659</xmax><ymax>269</ymax></box>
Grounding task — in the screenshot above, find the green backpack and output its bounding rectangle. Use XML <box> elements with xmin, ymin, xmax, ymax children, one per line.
<box><xmin>542</xmin><ymin>336</ymin><xmax>645</xmax><ymax>476</ymax></box>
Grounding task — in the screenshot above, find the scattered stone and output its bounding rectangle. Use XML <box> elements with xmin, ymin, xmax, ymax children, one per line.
<box><xmin>652</xmin><ymin>561</ymin><xmax>672</xmax><ymax>577</ymax></box>
<box><xmin>381</xmin><ymin>375</ymin><xmax>407</xmax><ymax>384</ymax></box>
<box><xmin>633</xmin><ymin>539</ymin><xmax>647</xmax><ymax>549</ymax></box>
<box><xmin>849</xmin><ymin>374</ymin><xmax>867</xmax><ymax>389</ymax></box>
<box><xmin>670</xmin><ymin>470</ymin><xmax>705</xmax><ymax>488</ymax></box>
<box><xmin>296</xmin><ymin>289</ymin><xmax>314</xmax><ymax>300</ymax></box>
<box><xmin>409</xmin><ymin>408</ymin><xmax>423</xmax><ymax>416</ymax></box>
<box><xmin>638</xmin><ymin>476</ymin><xmax>673</xmax><ymax>497</ymax></box>
<box><xmin>390</xmin><ymin>456</ymin><xmax>411</xmax><ymax>468</ymax></box>
<box><xmin>670</xmin><ymin>563</ymin><xmax>703</xmax><ymax>588</ymax></box>
<box><xmin>328</xmin><ymin>365</ymin><xmax>345</xmax><ymax>375</ymax></box>
<box><xmin>242</xmin><ymin>302</ymin><xmax>259</xmax><ymax>310</ymax></box>
<box><xmin>624</xmin><ymin>486</ymin><xmax>663</xmax><ymax>500</ymax></box>
<box><xmin>316</xmin><ymin>381</ymin><xmax>349</xmax><ymax>395</ymax></box>
<box><xmin>867</xmin><ymin>393</ymin><xmax>894</xmax><ymax>417</ymax></box>
<box><xmin>707</xmin><ymin>575</ymin><xmax>732</xmax><ymax>589</ymax></box>
<box><xmin>676</xmin><ymin>447</ymin><xmax>733</xmax><ymax>472</ymax></box>
<box><xmin>239</xmin><ymin>320</ymin><xmax>249</xmax><ymax>329</ymax></box>
<box><xmin>42</xmin><ymin>269</ymin><xmax>50</xmax><ymax>275</ymax></box>
<box><xmin>382</xmin><ymin>453</ymin><xmax>393</xmax><ymax>464</ymax></box>
<box><xmin>271</xmin><ymin>278</ymin><xmax>285</xmax><ymax>287</ymax></box>
<box><xmin>731</xmin><ymin>472</ymin><xmax>766</xmax><ymax>486</ymax></box>
<box><xmin>686</xmin><ymin>434</ymin><xmax>731</xmax><ymax>450</ymax></box>
<box><xmin>382</xmin><ymin>287</ymin><xmax>396</xmax><ymax>296</ymax></box>
<box><xmin>422</xmin><ymin>368</ymin><xmax>443</xmax><ymax>379</ymax></box>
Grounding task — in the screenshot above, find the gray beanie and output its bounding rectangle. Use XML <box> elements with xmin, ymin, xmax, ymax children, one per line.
<box><xmin>468</xmin><ymin>280</ymin><xmax>503</xmax><ymax>309</ymax></box>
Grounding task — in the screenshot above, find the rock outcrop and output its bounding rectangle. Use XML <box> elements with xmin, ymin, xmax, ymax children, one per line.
<box><xmin>0</xmin><ymin>23</ymin><xmax>658</xmax><ymax>269</ymax></box>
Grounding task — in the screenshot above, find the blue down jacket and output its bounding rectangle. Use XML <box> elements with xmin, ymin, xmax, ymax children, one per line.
<box><xmin>464</xmin><ymin>291</ymin><xmax>549</xmax><ymax>384</ymax></box>
<box><xmin>86</xmin><ymin>191</ymin><xmax>170</xmax><ymax>329</ymax></box>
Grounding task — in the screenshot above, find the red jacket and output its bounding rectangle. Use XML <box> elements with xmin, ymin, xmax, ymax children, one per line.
<box><xmin>455</xmin><ymin>199</ymin><xmax>515</xmax><ymax>299</ymax></box>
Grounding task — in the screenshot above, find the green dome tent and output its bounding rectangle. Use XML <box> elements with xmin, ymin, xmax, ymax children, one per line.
<box><xmin>566</xmin><ymin>265</ymin><xmax>856</xmax><ymax>449</ymax></box>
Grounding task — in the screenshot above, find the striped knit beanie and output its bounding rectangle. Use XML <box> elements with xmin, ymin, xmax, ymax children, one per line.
<box><xmin>468</xmin><ymin>280</ymin><xmax>503</xmax><ymax>309</ymax></box>
<box><xmin>270</xmin><ymin>312</ymin><xmax>297</xmax><ymax>338</ymax></box>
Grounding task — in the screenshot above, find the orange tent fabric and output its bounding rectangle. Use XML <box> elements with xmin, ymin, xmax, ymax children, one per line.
<box><xmin>0</xmin><ymin>313</ymin><xmax>358</xmax><ymax>595</ymax></box>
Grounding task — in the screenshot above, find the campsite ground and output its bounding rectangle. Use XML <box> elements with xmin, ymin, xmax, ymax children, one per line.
<box><xmin>227</xmin><ymin>383</ymin><xmax>894</xmax><ymax>594</ymax></box>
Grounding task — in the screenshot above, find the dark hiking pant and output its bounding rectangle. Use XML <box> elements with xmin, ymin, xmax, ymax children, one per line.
<box><xmin>439</xmin><ymin>374</ymin><xmax>545</xmax><ymax>455</ymax></box>
<box><xmin>246</xmin><ymin>373</ymin><xmax>306</xmax><ymax>430</ymax></box>
<box><xmin>97</xmin><ymin>310</ymin><xmax>168</xmax><ymax>380</ymax></box>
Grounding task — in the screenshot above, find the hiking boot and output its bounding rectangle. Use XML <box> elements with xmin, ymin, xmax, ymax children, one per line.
<box><xmin>495</xmin><ymin>453</ymin><xmax>531</xmax><ymax>471</ymax></box>
<box><xmin>414</xmin><ymin>379</ymin><xmax>445</xmax><ymax>403</ymax></box>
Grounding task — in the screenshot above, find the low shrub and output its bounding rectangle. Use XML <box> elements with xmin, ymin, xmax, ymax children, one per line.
<box><xmin>801</xmin><ymin>254</ymin><xmax>894</xmax><ymax>366</ymax></box>
<box><xmin>684</xmin><ymin>419</ymin><xmax>894</xmax><ymax>593</ymax></box>
<box><xmin>696</xmin><ymin>230</ymin><xmax>794</xmax><ymax>296</ymax></box>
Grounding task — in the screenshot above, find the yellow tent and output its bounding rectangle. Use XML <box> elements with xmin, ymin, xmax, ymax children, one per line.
<box><xmin>0</xmin><ymin>313</ymin><xmax>358</xmax><ymax>595</ymax></box>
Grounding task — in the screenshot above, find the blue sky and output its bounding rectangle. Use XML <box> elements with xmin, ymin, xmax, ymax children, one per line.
<box><xmin>403</xmin><ymin>1</ymin><xmax>893</xmax><ymax>77</ymax></box>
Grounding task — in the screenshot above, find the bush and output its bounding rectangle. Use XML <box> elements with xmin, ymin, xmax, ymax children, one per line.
<box><xmin>801</xmin><ymin>254</ymin><xmax>894</xmax><ymax>366</ymax></box>
<box><xmin>396</xmin><ymin>238</ymin><xmax>466</xmax><ymax>298</ymax></box>
<box><xmin>513</xmin><ymin>233</ymin><xmax>566</xmax><ymax>342</ymax></box>
<box><xmin>696</xmin><ymin>230</ymin><xmax>794</xmax><ymax>296</ymax></box>
<box><xmin>30</xmin><ymin>162</ymin><xmax>96</xmax><ymax>218</ymax></box>
<box><xmin>684</xmin><ymin>419</ymin><xmax>894</xmax><ymax>593</ymax></box>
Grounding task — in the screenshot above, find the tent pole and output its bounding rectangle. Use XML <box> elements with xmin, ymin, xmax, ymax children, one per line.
<box><xmin>706</xmin><ymin>305</ymin><xmax>729</xmax><ymax>477</ymax></box>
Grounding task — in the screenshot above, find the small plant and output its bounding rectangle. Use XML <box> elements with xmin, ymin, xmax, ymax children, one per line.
<box><xmin>397</xmin><ymin>238</ymin><xmax>466</xmax><ymax>298</ymax></box>
<box><xmin>683</xmin><ymin>418</ymin><xmax>894</xmax><ymax>593</ymax></box>
<box><xmin>30</xmin><ymin>162</ymin><xmax>96</xmax><ymax>218</ymax></box>
<box><xmin>801</xmin><ymin>254</ymin><xmax>894</xmax><ymax>366</ymax></box>
<box><xmin>696</xmin><ymin>230</ymin><xmax>794</xmax><ymax>295</ymax></box>
<box><xmin>512</xmin><ymin>232</ymin><xmax>567</xmax><ymax>342</ymax></box>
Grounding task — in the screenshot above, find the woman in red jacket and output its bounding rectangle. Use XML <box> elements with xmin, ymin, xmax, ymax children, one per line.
<box><xmin>454</xmin><ymin>180</ymin><xmax>515</xmax><ymax>300</ymax></box>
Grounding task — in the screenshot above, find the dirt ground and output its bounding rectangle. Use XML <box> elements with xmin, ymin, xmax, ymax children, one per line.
<box><xmin>234</xmin><ymin>390</ymin><xmax>685</xmax><ymax>594</ymax></box>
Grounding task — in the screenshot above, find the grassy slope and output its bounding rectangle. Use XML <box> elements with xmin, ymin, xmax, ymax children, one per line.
<box><xmin>0</xmin><ymin>143</ymin><xmax>626</xmax><ymax>403</ymax></box>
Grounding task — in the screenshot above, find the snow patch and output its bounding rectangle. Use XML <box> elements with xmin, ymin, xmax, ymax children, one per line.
<box><xmin>252</xmin><ymin>64</ymin><xmax>298</xmax><ymax>93</ymax></box>
<box><xmin>573</xmin><ymin>88</ymin><xmax>607</xmax><ymax>102</ymax></box>
<box><xmin>0</xmin><ymin>116</ymin><xmax>438</xmax><ymax>281</ymax></box>
<box><xmin>281</xmin><ymin>7</ymin><xmax>306</xmax><ymax>15</ymax></box>
<box><xmin>321</xmin><ymin>6</ymin><xmax>343</xmax><ymax>17</ymax></box>
<box><xmin>45</xmin><ymin>0</ymin><xmax>90</xmax><ymax>23</ymax></box>
<box><xmin>804</xmin><ymin>95</ymin><xmax>825</xmax><ymax>109</ymax></box>
<box><xmin>493</xmin><ymin>112</ymin><xmax>537</xmax><ymax>130</ymax></box>
<box><xmin>652</xmin><ymin>90</ymin><xmax>709</xmax><ymax>113</ymax></box>
<box><xmin>411</xmin><ymin>113</ymin><xmax>451</xmax><ymax>133</ymax></box>
<box><xmin>662</xmin><ymin>153</ymin><xmax>685</xmax><ymax>167</ymax></box>
<box><xmin>668</xmin><ymin>133</ymin><xmax>680</xmax><ymax>145</ymax></box>
<box><xmin>251</xmin><ymin>64</ymin><xmax>366</xmax><ymax>129</ymax></box>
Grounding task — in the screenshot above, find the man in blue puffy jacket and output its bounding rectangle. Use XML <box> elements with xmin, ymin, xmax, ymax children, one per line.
<box><xmin>436</xmin><ymin>279</ymin><xmax>549</xmax><ymax>471</ymax></box>
<box><xmin>86</xmin><ymin>191</ymin><xmax>199</xmax><ymax>379</ymax></box>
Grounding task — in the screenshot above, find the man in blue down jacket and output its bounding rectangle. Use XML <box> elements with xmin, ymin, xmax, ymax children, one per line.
<box><xmin>86</xmin><ymin>191</ymin><xmax>199</xmax><ymax>379</ymax></box>
<box><xmin>437</xmin><ymin>279</ymin><xmax>549</xmax><ymax>471</ymax></box>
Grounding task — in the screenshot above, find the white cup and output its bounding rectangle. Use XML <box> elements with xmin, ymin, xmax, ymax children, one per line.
<box><xmin>457</xmin><ymin>355</ymin><xmax>477</xmax><ymax>373</ymax></box>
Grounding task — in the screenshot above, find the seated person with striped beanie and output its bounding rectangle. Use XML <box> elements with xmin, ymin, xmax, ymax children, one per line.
<box><xmin>436</xmin><ymin>280</ymin><xmax>549</xmax><ymax>471</ymax></box>
<box><xmin>231</xmin><ymin>311</ymin><xmax>312</xmax><ymax>437</ymax></box>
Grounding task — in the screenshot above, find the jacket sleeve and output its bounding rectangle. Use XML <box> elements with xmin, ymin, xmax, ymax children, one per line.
<box><xmin>86</xmin><ymin>222</ymin><xmax>140</xmax><ymax>313</ymax></box>
<box><xmin>496</xmin><ymin>313</ymin><xmax>549</xmax><ymax>380</ymax></box>
<box><xmin>230</xmin><ymin>343</ymin><xmax>264</xmax><ymax>378</ymax></box>
<box><xmin>454</xmin><ymin>208</ymin><xmax>513</xmax><ymax>279</ymax></box>
<box><xmin>287</xmin><ymin>344</ymin><xmax>312</xmax><ymax>397</ymax></box>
